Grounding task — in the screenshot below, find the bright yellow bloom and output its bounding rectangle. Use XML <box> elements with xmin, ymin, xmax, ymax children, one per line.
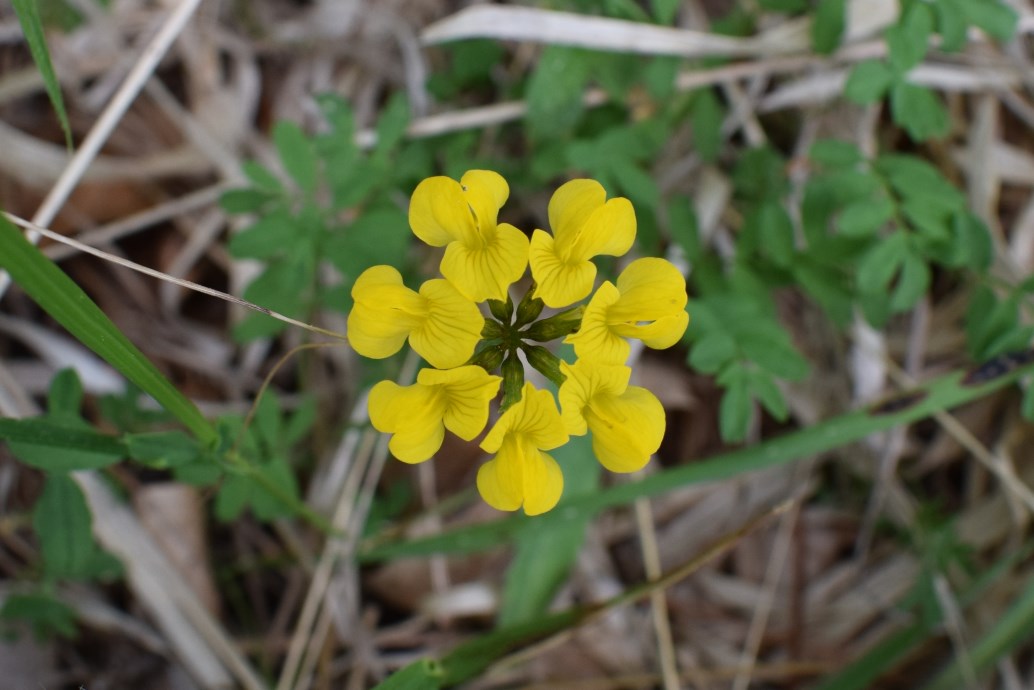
<box><xmin>566</xmin><ymin>258</ymin><xmax>688</xmax><ymax>364</ymax></box>
<box><xmin>477</xmin><ymin>383</ymin><xmax>569</xmax><ymax>515</ymax></box>
<box><xmin>559</xmin><ymin>359</ymin><xmax>664</xmax><ymax>473</ymax></box>
<box><xmin>347</xmin><ymin>265</ymin><xmax>484</xmax><ymax>369</ymax></box>
<box><xmin>369</xmin><ymin>366</ymin><xmax>502</xmax><ymax>464</ymax></box>
<box><xmin>529</xmin><ymin>179</ymin><xmax>636</xmax><ymax>308</ymax></box>
<box><xmin>409</xmin><ymin>170</ymin><xmax>530</xmax><ymax>302</ymax></box>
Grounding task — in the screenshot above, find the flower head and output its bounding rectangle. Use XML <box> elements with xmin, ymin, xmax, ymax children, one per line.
<box><xmin>477</xmin><ymin>383</ymin><xmax>569</xmax><ymax>515</ymax></box>
<box><xmin>529</xmin><ymin>179</ymin><xmax>636</xmax><ymax>308</ymax></box>
<box><xmin>559</xmin><ymin>359</ymin><xmax>664</xmax><ymax>473</ymax></box>
<box><xmin>566</xmin><ymin>258</ymin><xmax>689</xmax><ymax>364</ymax></box>
<box><xmin>370</xmin><ymin>366</ymin><xmax>501</xmax><ymax>463</ymax></box>
<box><xmin>346</xmin><ymin>265</ymin><xmax>484</xmax><ymax>369</ymax></box>
<box><xmin>409</xmin><ymin>170</ymin><xmax>530</xmax><ymax>302</ymax></box>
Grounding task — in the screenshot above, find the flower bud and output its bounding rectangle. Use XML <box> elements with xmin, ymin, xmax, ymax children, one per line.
<box><xmin>499</xmin><ymin>354</ymin><xmax>525</xmax><ymax>412</ymax></box>
<box><xmin>521</xmin><ymin>306</ymin><xmax>585</xmax><ymax>342</ymax></box>
<box><xmin>522</xmin><ymin>344</ymin><xmax>566</xmax><ymax>387</ymax></box>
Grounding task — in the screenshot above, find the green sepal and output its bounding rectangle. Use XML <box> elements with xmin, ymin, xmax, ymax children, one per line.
<box><xmin>522</xmin><ymin>306</ymin><xmax>585</xmax><ymax>342</ymax></box>
<box><xmin>522</xmin><ymin>344</ymin><xmax>566</xmax><ymax>388</ymax></box>
<box><xmin>514</xmin><ymin>286</ymin><xmax>545</xmax><ymax>328</ymax></box>
<box><xmin>468</xmin><ymin>344</ymin><xmax>507</xmax><ymax>373</ymax></box>
<box><xmin>499</xmin><ymin>355</ymin><xmax>525</xmax><ymax>412</ymax></box>
<box><xmin>488</xmin><ymin>295</ymin><xmax>514</xmax><ymax>323</ymax></box>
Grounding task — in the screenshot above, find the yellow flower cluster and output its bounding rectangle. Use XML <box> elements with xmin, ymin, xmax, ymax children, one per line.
<box><xmin>347</xmin><ymin>171</ymin><xmax>688</xmax><ymax>515</ymax></box>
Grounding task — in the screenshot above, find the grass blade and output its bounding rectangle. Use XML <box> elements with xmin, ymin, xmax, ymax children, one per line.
<box><xmin>11</xmin><ymin>0</ymin><xmax>73</xmax><ymax>150</ymax></box>
<box><xmin>0</xmin><ymin>213</ymin><xmax>216</xmax><ymax>445</ymax></box>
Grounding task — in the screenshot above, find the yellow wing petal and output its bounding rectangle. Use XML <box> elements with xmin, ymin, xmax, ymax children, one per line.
<box><xmin>409</xmin><ymin>176</ymin><xmax>477</xmax><ymax>247</ymax></box>
<box><xmin>410</xmin><ymin>279</ymin><xmax>485</xmax><ymax>369</ymax></box>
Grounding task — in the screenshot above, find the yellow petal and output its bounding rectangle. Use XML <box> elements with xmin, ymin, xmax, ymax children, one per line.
<box><xmin>440</xmin><ymin>222</ymin><xmax>529</xmax><ymax>301</ymax></box>
<box><xmin>347</xmin><ymin>266</ymin><xmax>426</xmax><ymax>360</ymax></box>
<box><xmin>563</xmin><ymin>197</ymin><xmax>636</xmax><ymax>262</ymax></box>
<box><xmin>409</xmin><ymin>279</ymin><xmax>485</xmax><ymax>369</ymax></box>
<box><xmin>566</xmin><ymin>282</ymin><xmax>630</xmax><ymax>364</ymax></box>
<box><xmin>587</xmin><ymin>385</ymin><xmax>664</xmax><ymax>473</ymax></box>
<box><xmin>418</xmin><ymin>366</ymin><xmax>501</xmax><ymax>441</ymax></box>
<box><xmin>548</xmin><ymin>179</ymin><xmax>606</xmax><ymax>251</ymax></box>
<box><xmin>529</xmin><ymin>229</ymin><xmax>597</xmax><ymax>308</ymax></box>
<box><xmin>612</xmin><ymin>311</ymin><xmax>690</xmax><ymax>350</ymax></box>
<box><xmin>461</xmin><ymin>170</ymin><xmax>509</xmax><ymax>236</ymax></box>
<box><xmin>481</xmin><ymin>383</ymin><xmax>567</xmax><ymax>453</ymax></box>
<box><xmin>369</xmin><ymin>379</ymin><xmax>446</xmax><ymax>464</ymax></box>
<box><xmin>476</xmin><ymin>436</ymin><xmax>564</xmax><ymax>515</ymax></box>
<box><xmin>558</xmin><ymin>359</ymin><xmax>631</xmax><ymax>435</ymax></box>
<box><xmin>609</xmin><ymin>258</ymin><xmax>687</xmax><ymax>323</ymax></box>
<box><xmin>409</xmin><ymin>176</ymin><xmax>478</xmax><ymax>247</ymax></box>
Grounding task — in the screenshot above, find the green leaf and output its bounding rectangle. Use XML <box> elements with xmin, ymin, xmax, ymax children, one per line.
<box><xmin>959</xmin><ymin>0</ymin><xmax>1018</xmax><ymax>42</ymax></box>
<box><xmin>890</xmin><ymin>250</ymin><xmax>930</xmax><ymax>311</ymax></box>
<box><xmin>228</xmin><ymin>210</ymin><xmax>299</xmax><ymax>260</ymax></box>
<box><xmin>124</xmin><ymin>431</ymin><xmax>200</xmax><ymax>468</ymax></box>
<box><xmin>273</xmin><ymin>121</ymin><xmax>318</xmax><ymax>194</ymax></box>
<box><xmin>0</xmin><ymin>215</ymin><xmax>216</xmax><ymax>445</ymax></box>
<box><xmin>719</xmin><ymin>366</ymin><xmax>752</xmax><ymax>442</ymax></box>
<box><xmin>525</xmin><ymin>46</ymin><xmax>593</xmax><ymax>141</ymax></box>
<box><xmin>746</xmin><ymin>202</ymin><xmax>795</xmax><ymax>266</ymax></box>
<box><xmin>886</xmin><ymin>3</ymin><xmax>932</xmax><ymax>74</ymax></box>
<box><xmin>811</xmin><ymin>0</ymin><xmax>845</xmax><ymax>54</ymax></box>
<box><xmin>374</xmin><ymin>93</ymin><xmax>411</xmax><ymax>157</ymax></box>
<box><xmin>738</xmin><ymin>330</ymin><xmax>810</xmax><ymax>380</ymax></box>
<box><xmin>689</xmin><ymin>332</ymin><xmax>736</xmax><ymax>373</ymax></box>
<box><xmin>844</xmin><ymin>60</ymin><xmax>894</xmax><ymax>104</ymax></box>
<box><xmin>691</xmin><ymin>89</ymin><xmax>724</xmax><ymax>162</ymax></box>
<box><xmin>371</xmin><ymin>659</ymin><xmax>443</xmax><ymax>690</ymax></box>
<box><xmin>934</xmin><ymin>0</ymin><xmax>968</xmax><ymax>52</ymax></box>
<box><xmin>651</xmin><ymin>0</ymin><xmax>680</xmax><ymax>23</ymax></box>
<box><xmin>857</xmin><ymin>231</ymin><xmax>908</xmax><ymax>293</ymax></box>
<box><xmin>950</xmin><ymin>212</ymin><xmax>993</xmax><ymax>270</ymax></box>
<box><xmin>809</xmin><ymin>139</ymin><xmax>863</xmax><ymax>169</ymax></box>
<box><xmin>837</xmin><ymin>197</ymin><xmax>894</xmax><ymax>236</ymax></box>
<box><xmin>3</xmin><ymin>420</ymin><xmax>124</xmax><ymax>471</ymax></box>
<box><xmin>0</xmin><ymin>592</ymin><xmax>78</xmax><ymax>640</ymax></box>
<box><xmin>325</xmin><ymin>207</ymin><xmax>411</xmax><ymax>279</ymax></box>
<box><xmin>220</xmin><ymin>188</ymin><xmax>275</xmax><ymax>214</ymax></box>
<box><xmin>12</xmin><ymin>0</ymin><xmax>73</xmax><ymax>150</ymax></box>
<box><xmin>242</xmin><ymin>161</ymin><xmax>283</xmax><ymax>192</ymax></box>
<box><xmin>890</xmin><ymin>82</ymin><xmax>949</xmax><ymax>142</ymax></box>
<box><xmin>748</xmin><ymin>369</ymin><xmax>788</xmax><ymax>421</ymax></box>
<box><xmin>33</xmin><ymin>474</ymin><xmax>96</xmax><ymax>580</ymax></box>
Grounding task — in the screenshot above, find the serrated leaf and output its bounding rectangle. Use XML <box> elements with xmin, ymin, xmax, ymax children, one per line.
<box><xmin>845</xmin><ymin>60</ymin><xmax>894</xmax><ymax>104</ymax></box>
<box><xmin>811</xmin><ymin>0</ymin><xmax>845</xmax><ymax>54</ymax></box>
<box><xmin>890</xmin><ymin>82</ymin><xmax>949</xmax><ymax>142</ymax></box>
<box><xmin>12</xmin><ymin>0</ymin><xmax>73</xmax><ymax>150</ymax></box>
<box><xmin>273</xmin><ymin>121</ymin><xmax>318</xmax><ymax>194</ymax></box>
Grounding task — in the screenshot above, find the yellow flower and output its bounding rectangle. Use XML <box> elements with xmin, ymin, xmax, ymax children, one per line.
<box><xmin>369</xmin><ymin>366</ymin><xmax>502</xmax><ymax>464</ymax></box>
<box><xmin>347</xmin><ymin>265</ymin><xmax>484</xmax><ymax>369</ymax></box>
<box><xmin>566</xmin><ymin>258</ymin><xmax>688</xmax><ymax>364</ymax></box>
<box><xmin>559</xmin><ymin>359</ymin><xmax>664</xmax><ymax>473</ymax></box>
<box><xmin>477</xmin><ymin>383</ymin><xmax>569</xmax><ymax>515</ymax></box>
<box><xmin>409</xmin><ymin>170</ymin><xmax>530</xmax><ymax>302</ymax></box>
<box><xmin>529</xmin><ymin>179</ymin><xmax>636</xmax><ymax>308</ymax></box>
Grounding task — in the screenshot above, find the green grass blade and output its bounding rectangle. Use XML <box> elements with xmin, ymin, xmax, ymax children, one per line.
<box><xmin>12</xmin><ymin>0</ymin><xmax>73</xmax><ymax>150</ymax></box>
<box><xmin>0</xmin><ymin>214</ymin><xmax>216</xmax><ymax>445</ymax></box>
<box><xmin>361</xmin><ymin>363</ymin><xmax>1030</xmax><ymax>561</ymax></box>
